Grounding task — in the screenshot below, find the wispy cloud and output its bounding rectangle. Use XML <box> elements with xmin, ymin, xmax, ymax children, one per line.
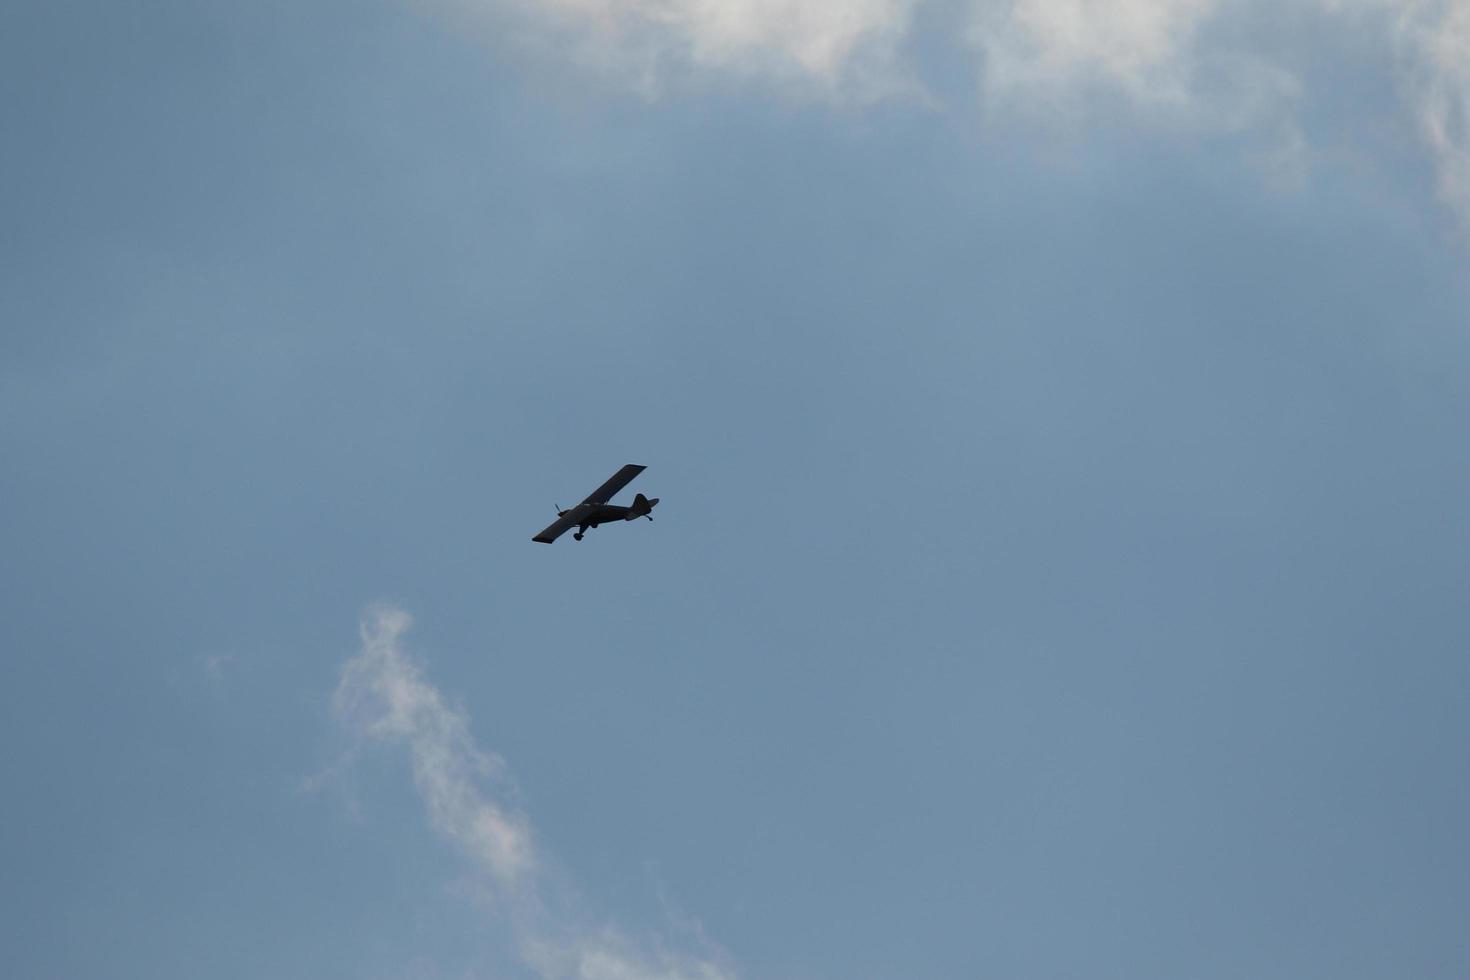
<box><xmin>332</xmin><ymin>605</ymin><xmax>736</xmax><ymax>980</ymax></box>
<box><xmin>968</xmin><ymin>0</ymin><xmax>1310</xmax><ymax>186</ymax></box>
<box><xmin>1308</xmin><ymin>0</ymin><xmax>1470</xmax><ymax>226</ymax></box>
<box><xmin>972</xmin><ymin>0</ymin><xmax>1222</xmax><ymax>108</ymax></box>
<box><xmin>434</xmin><ymin>0</ymin><xmax>920</xmax><ymax>99</ymax></box>
<box><xmin>335</xmin><ymin>606</ymin><xmax>533</xmax><ymax>885</ymax></box>
<box><xmin>419</xmin><ymin>0</ymin><xmax>1470</xmax><ymax>229</ymax></box>
<box><xmin>968</xmin><ymin>0</ymin><xmax>1470</xmax><ymax>224</ymax></box>
<box><xmin>1395</xmin><ymin>0</ymin><xmax>1470</xmax><ymax>226</ymax></box>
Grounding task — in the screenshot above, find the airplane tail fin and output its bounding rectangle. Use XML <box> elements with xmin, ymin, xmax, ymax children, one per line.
<box><xmin>630</xmin><ymin>493</ymin><xmax>659</xmax><ymax>520</ymax></box>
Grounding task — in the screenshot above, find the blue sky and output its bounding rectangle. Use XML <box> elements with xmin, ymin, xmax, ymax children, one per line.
<box><xmin>3</xmin><ymin>2</ymin><xmax>1469</xmax><ymax>978</ymax></box>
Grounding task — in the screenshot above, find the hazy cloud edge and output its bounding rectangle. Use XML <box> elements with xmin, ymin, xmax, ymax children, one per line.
<box><xmin>422</xmin><ymin>0</ymin><xmax>1470</xmax><ymax>229</ymax></box>
<box><xmin>333</xmin><ymin>605</ymin><xmax>737</xmax><ymax>980</ymax></box>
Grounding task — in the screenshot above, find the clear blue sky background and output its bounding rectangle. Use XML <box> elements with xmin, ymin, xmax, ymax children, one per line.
<box><xmin>3</xmin><ymin>2</ymin><xmax>1468</xmax><ymax>978</ymax></box>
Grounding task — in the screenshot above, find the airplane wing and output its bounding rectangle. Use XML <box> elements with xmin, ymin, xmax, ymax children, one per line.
<box><xmin>533</xmin><ymin>509</ymin><xmax>582</xmax><ymax>544</ymax></box>
<box><xmin>581</xmin><ymin>464</ymin><xmax>645</xmax><ymax>505</ymax></box>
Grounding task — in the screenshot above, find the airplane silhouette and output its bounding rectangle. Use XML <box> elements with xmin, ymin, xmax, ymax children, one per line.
<box><xmin>533</xmin><ymin>464</ymin><xmax>658</xmax><ymax>543</ymax></box>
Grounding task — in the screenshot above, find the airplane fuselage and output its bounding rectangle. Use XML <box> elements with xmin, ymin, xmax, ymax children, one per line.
<box><xmin>572</xmin><ymin>502</ymin><xmax>633</xmax><ymax>528</ymax></box>
<box><xmin>562</xmin><ymin>494</ymin><xmax>657</xmax><ymax>532</ymax></box>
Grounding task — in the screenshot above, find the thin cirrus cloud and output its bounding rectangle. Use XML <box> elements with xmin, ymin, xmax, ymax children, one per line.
<box><xmin>332</xmin><ymin>605</ymin><xmax>737</xmax><ymax>980</ymax></box>
<box><xmin>974</xmin><ymin>0</ymin><xmax>1470</xmax><ymax>228</ymax></box>
<box><xmin>971</xmin><ymin>0</ymin><xmax>1223</xmax><ymax>107</ymax></box>
<box><xmin>425</xmin><ymin>0</ymin><xmax>1470</xmax><ymax>229</ymax></box>
<box><xmin>1396</xmin><ymin>0</ymin><xmax>1470</xmax><ymax>226</ymax></box>
<box><xmin>970</xmin><ymin>0</ymin><xmax>1310</xmax><ymax>187</ymax></box>
<box><xmin>436</xmin><ymin>0</ymin><xmax>921</xmax><ymax>96</ymax></box>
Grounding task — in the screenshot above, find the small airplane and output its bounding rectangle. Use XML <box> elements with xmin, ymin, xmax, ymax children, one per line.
<box><xmin>533</xmin><ymin>463</ymin><xmax>659</xmax><ymax>544</ymax></box>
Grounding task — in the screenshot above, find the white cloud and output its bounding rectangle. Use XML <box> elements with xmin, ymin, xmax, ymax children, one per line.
<box><xmin>1395</xmin><ymin>0</ymin><xmax>1470</xmax><ymax>226</ymax></box>
<box><xmin>420</xmin><ymin>0</ymin><xmax>1470</xmax><ymax>228</ymax></box>
<box><xmin>333</xmin><ymin>605</ymin><xmax>736</xmax><ymax>980</ymax></box>
<box><xmin>963</xmin><ymin>0</ymin><xmax>1470</xmax><ymax>218</ymax></box>
<box><xmin>1306</xmin><ymin>0</ymin><xmax>1470</xmax><ymax>225</ymax></box>
<box><xmin>335</xmin><ymin>605</ymin><xmax>533</xmax><ymax>885</ymax></box>
<box><xmin>972</xmin><ymin>0</ymin><xmax>1222</xmax><ymax>107</ymax></box>
<box><xmin>433</xmin><ymin>0</ymin><xmax>920</xmax><ymax>99</ymax></box>
<box><xmin>966</xmin><ymin>0</ymin><xmax>1309</xmax><ymax>185</ymax></box>
<box><xmin>523</xmin><ymin>928</ymin><xmax>736</xmax><ymax>980</ymax></box>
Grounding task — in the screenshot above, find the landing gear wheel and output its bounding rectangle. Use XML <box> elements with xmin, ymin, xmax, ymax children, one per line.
<box><xmin>573</xmin><ymin>532</ymin><xmax>584</xmax><ymax>541</ymax></box>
